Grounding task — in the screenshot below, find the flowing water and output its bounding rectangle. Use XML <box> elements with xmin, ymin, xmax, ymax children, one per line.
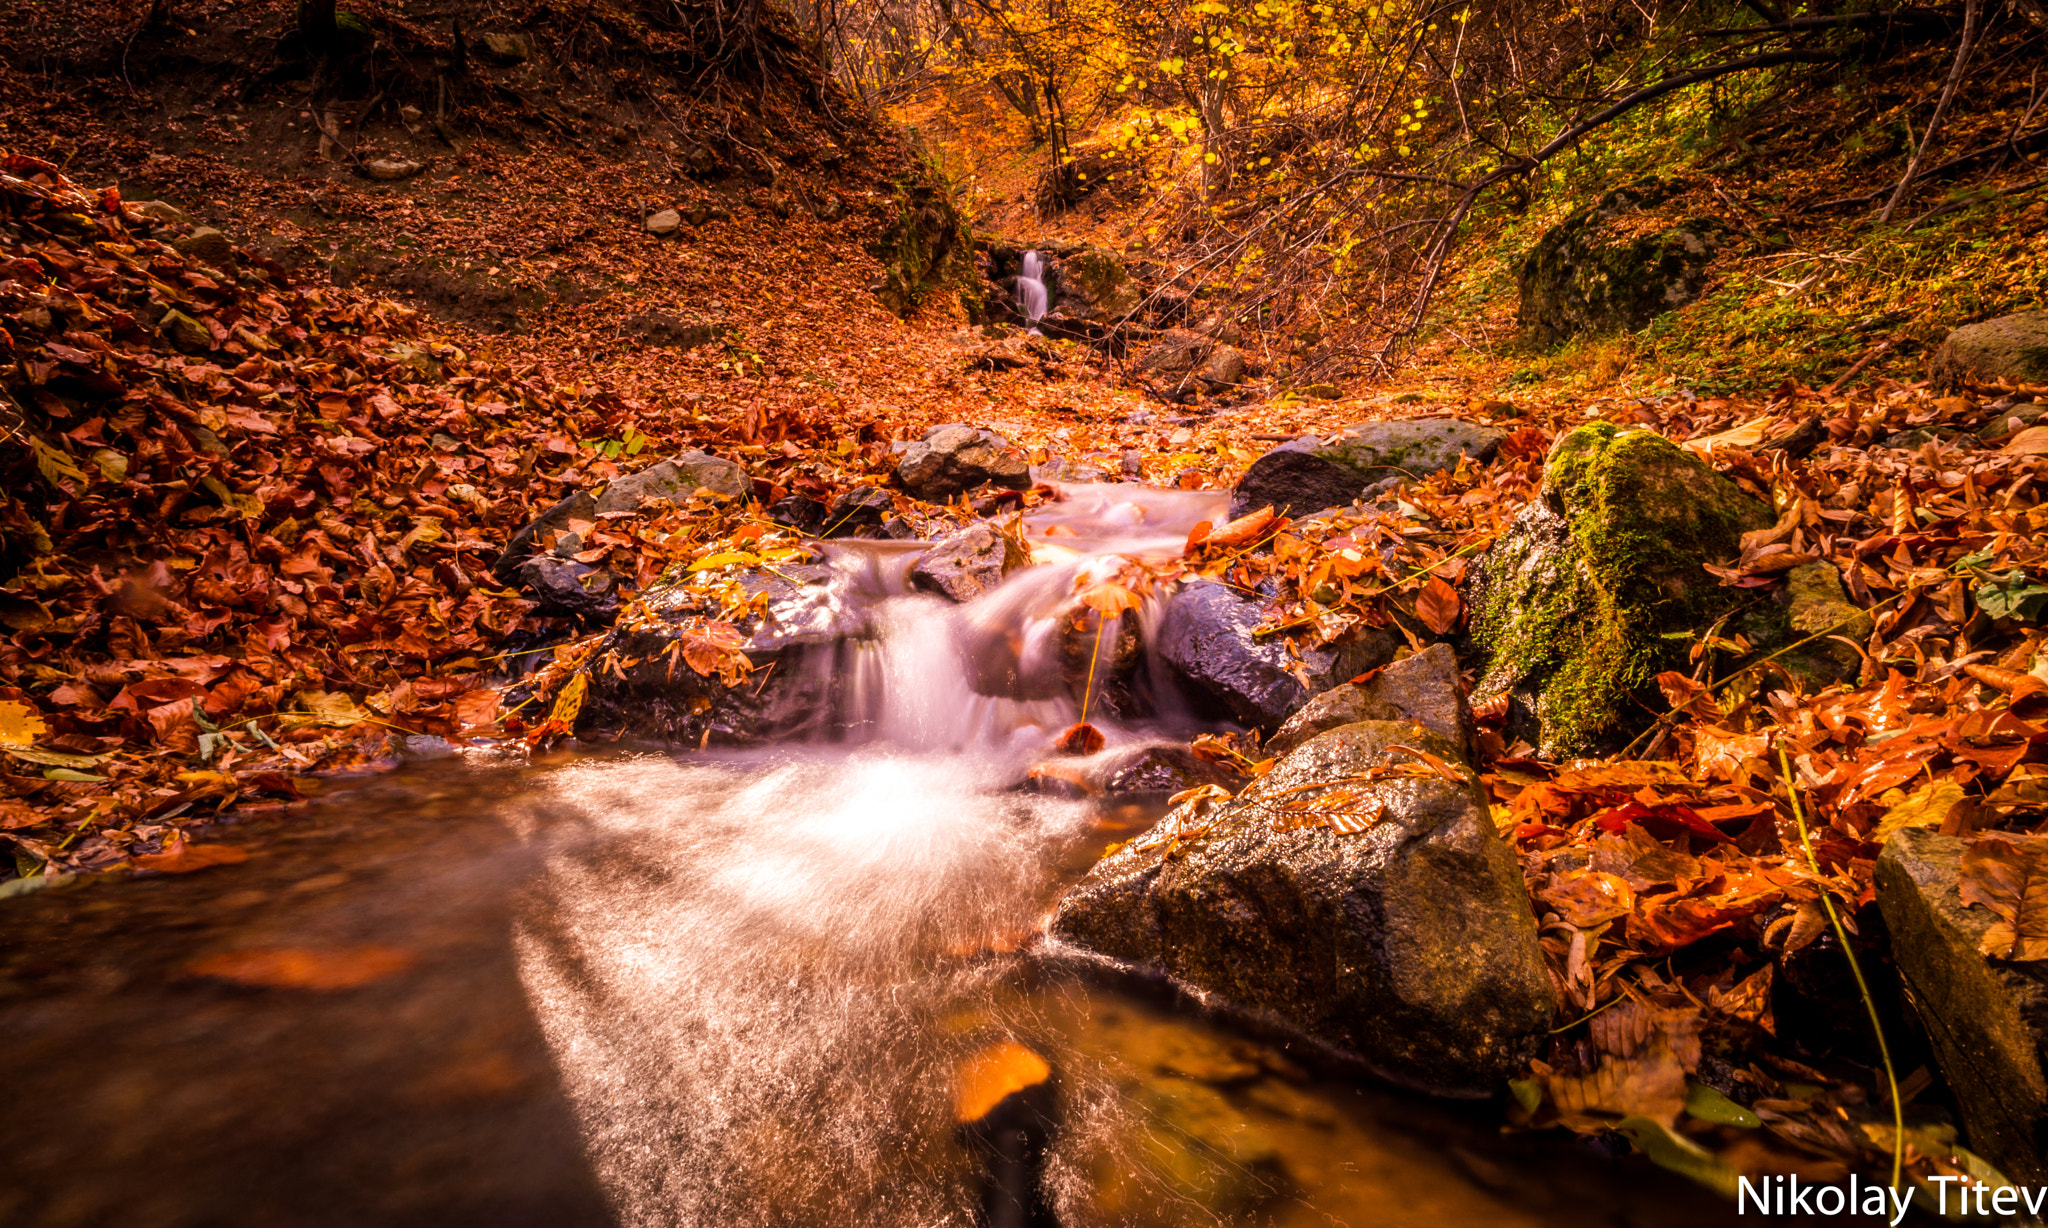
<box><xmin>1018</xmin><ymin>250</ymin><xmax>1049</xmax><ymax>332</ymax></box>
<box><xmin>0</xmin><ymin>484</ymin><xmax>1737</xmax><ymax>1228</ymax></box>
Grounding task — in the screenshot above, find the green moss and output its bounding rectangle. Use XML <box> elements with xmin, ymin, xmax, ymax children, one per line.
<box><xmin>1474</xmin><ymin>423</ymin><xmax>1770</xmax><ymax>755</ymax></box>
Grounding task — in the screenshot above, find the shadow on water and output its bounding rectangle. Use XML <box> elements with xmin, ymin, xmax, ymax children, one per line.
<box><xmin>1</xmin><ymin>748</ymin><xmax>1754</xmax><ymax>1228</ymax></box>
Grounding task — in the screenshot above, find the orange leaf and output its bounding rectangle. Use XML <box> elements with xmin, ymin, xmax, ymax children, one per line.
<box><xmin>184</xmin><ymin>945</ymin><xmax>416</xmax><ymax>991</ymax></box>
<box><xmin>134</xmin><ymin>842</ymin><xmax>251</xmax><ymax>874</ymax></box>
<box><xmin>1055</xmin><ymin>722</ymin><xmax>1105</xmax><ymax>756</ymax></box>
<box><xmin>1202</xmin><ymin>505</ymin><xmax>1278</xmax><ymax>549</ymax></box>
<box><xmin>1415</xmin><ymin>575</ymin><xmax>1461</xmax><ymax>635</ymax></box>
<box><xmin>953</xmin><ymin>1040</ymin><xmax>1051</xmax><ymax>1123</ymax></box>
<box><xmin>1961</xmin><ymin>835</ymin><xmax>2048</xmax><ymax>960</ymax></box>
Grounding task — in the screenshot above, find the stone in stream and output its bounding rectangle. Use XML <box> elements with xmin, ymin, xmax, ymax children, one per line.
<box><xmin>493</xmin><ymin>490</ymin><xmax>598</xmax><ymax>586</ymax></box>
<box><xmin>514</xmin><ymin>555</ymin><xmax>620</xmax><ymax>624</ymax></box>
<box><xmin>1228</xmin><ymin>419</ymin><xmax>1505</xmax><ymax>519</ymax></box>
<box><xmin>1877</xmin><ymin>828</ymin><xmax>2048</xmax><ymax>1183</ymax></box>
<box><xmin>1156</xmin><ymin>580</ymin><xmax>1396</xmax><ymax>734</ymax></box>
<box><xmin>821</xmin><ymin>485</ymin><xmax>893</xmax><ymax>537</ymax></box>
<box><xmin>575</xmin><ymin>561</ymin><xmax>865</xmax><ymax>744</ymax></box>
<box><xmin>1097</xmin><ymin>744</ymin><xmax>1246</xmax><ymax>806</ymax></box>
<box><xmin>895</xmin><ymin>424</ymin><xmax>1032</xmax><ymax>500</ymax></box>
<box><xmin>1927</xmin><ymin>311</ymin><xmax>2048</xmax><ymax>391</ymax></box>
<box><xmin>1050</xmin><ymin>721</ymin><xmax>1556</xmax><ymax>1097</ymax></box>
<box><xmin>1464</xmin><ymin>422</ymin><xmax>1771</xmax><ymax>758</ymax></box>
<box><xmin>595</xmin><ymin>451</ymin><xmax>748</xmax><ymax>513</ymax></box>
<box><xmin>1267</xmin><ymin>643</ymin><xmax>1471</xmax><ymax>758</ymax></box>
<box><xmin>909</xmin><ymin>523</ymin><xmax>1020</xmax><ymax>603</ymax></box>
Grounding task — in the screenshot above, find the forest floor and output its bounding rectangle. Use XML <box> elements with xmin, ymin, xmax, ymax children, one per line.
<box><xmin>2</xmin><ymin>0</ymin><xmax>2047</xmax><ymax>1200</ymax></box>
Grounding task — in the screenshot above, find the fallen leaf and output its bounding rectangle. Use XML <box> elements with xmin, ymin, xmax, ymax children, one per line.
<box><xmin>184</xmin><ymin>945</ymin><xmax>416</xmax><ymax>990</ymax></box>
<box><xmin>1054</xmin><ymin>721</ymin><xmax>1105</xmax><ymax>756</ymax></box>
<box><xmin>134</xmin><ymin>842</ymin><xmax>252</xmax><ymax>873</ymax></box>
<box><xmin>1415</xmin><ymin>575</ymin><xmax>1461</xmax><ymax>635</ymax></box>
<box><xmin>952</xmin><ymin>1040</ymin><xmax>1051</xmax><ymax>1123</ymax></box>
<box><xmin>1960</xmin><ymin>835</ymin><xmax>2048</xmax><ymax>960</ymax></box>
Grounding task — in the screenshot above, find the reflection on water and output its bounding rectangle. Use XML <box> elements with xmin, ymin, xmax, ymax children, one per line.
<box><xmin>2</xmin><ymin>751</ymin><xmax>1740</xmax><ymax>1228</ymax></box>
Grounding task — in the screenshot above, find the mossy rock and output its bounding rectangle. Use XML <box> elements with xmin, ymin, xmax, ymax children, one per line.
<box><xmin>1927</xmin><ymin>311</ymin><xmax>2048</xmax><ymax>391</ymax></box>
<box><xmin>1518</xmin><ymin>181</ymin><xmax>1727</xmax><ymax>345</ymax></box>
<box><xmin>868</xmin><ymin>173</ymin><xmax>975</xmax><ymax>317</ymax></box>
<box><xmin>1468</xmin><ymin>422</ymin><xmax>1770</xmax><ymax>756</ymax></box>
<box><xmin>1054</xmin><ymin>248</ymin><xmax>1141</xmax><ymax>321</ymax></box>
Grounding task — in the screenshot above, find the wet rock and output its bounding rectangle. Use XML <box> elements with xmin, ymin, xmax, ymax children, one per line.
<box><xmin>1098</xmin><ymin>744</ymin><xmax>1245</xmax><ymax>805</ymax></box>
<box><xmin>895</xmin><ymin>424</ymin><xmax>1032</xmax><ymax>500</ymax></box>
<box><xmin>1157</xmin><ymin>580</ymin><xmax>1396</xmax><ymax>734</ymax></box>
<box><xmin>766</xmin><ymin>495</ymin><xmax>827</xmax><ymax>536</ymax></box>
<box><xmin>1466</xmin><ymin>423</ymin><xmax>1770</xmax><ymax>757</ymax></box>
<box><xmin>173</xmin><ymin>227</ymin><xmax>234</xmax><ymax>266</ymax></box>
<box><xmin>477</xmin><ymin>31</ymin><xmax>530</xmax><ymax>63</ymax></box>
<box><xmin>1778</xmin><ymin>561</ymin><xmax>1871</xmax><ymax>686</ymax></box>
<box><xmin>514</xmin><ymin>555</ymin><xmax>619</xmax><ymax>623</ymax></box>
<box><xmin>1928</xmin><ymin>311</ymin><xmax>2048</xmax><ymax>391</ymax></box>
<box><xmin>1230</xmin><ymin>419</ymin><xmax>1504</xmax><ymax>519</ymax></box>
<box><xmin>909</xmin><ymin>523</ymin><xmax>1018</xmax><ymax>602</ymax></box>
<box><xmin>1877</xmin><ymin>828</ymin><xmax>2048</xmax><ymax>1183</ymax></box>
<box><xmin>595</xmin><ymin>451</ymin><xmax>748</xmax><ymax>514</ymax></box>
<box><xmin>1979</xmin><ymin>401</ymin><xmax>2046</xmax><ymax>444</ymax></box>
<box><xmin>1268</xmin><ymin>643</ymin><xmax>1471</xmax><ymax>758</ymax></box>
<box><xmin>1052</xmin><ymin>721</ymin><xmax>1556</xmax><ymax>1096</ymax></box>
<box><xmin>493</xmin><ymin>491</ymin><xmax>596</xmax><ymax>586</ymax></box>
<box><xmin>821</xmin><ymin>485</ymin><xmax>893</xmax><ymax>537</ymax></box>
<box><xmin>1518</xmin><ymin>182</ymin><xmax>1726</xmax><ymax>344</ymax></box>
<box><xmin>576</xmin><ymin>562</ymin><xmax>865</xmax><ymax>744</ymax></box>
<box><xmin>644</xmin><ymin>209</ymin><xmax>683</xmax><ymax>237</ymax></box>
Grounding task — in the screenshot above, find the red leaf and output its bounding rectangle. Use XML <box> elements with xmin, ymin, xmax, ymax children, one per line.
<box><xmin>1415</xmin><ymin>576</ymin><xmax>1461</xmax><ymax>636</ymax></box>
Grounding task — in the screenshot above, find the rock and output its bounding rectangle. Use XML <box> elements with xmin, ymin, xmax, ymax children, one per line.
<box><xmin>644</xmin><ymin>209</ymin><xmax>683</xmax><ymax>237</ymax></box>
<box><xmin>477</xmin><ymin>31</ymin><xmax>530</xmax><ymax>63</ymax></box>
<box><xmin>1979</xmin><ymin>401</ymin><xmax>2046</xmax><ymax>444</ymax></box>
<box><xmin>1295</xmin><ymin>382</ymin><xmax>1342</xmax><ymax>400</ymax></box>
<box><xmin>515</xmin><ymin>555</ymin><xmax>620</xmax><ymax>623</ymax></box>
<box><xmin>1098</xmin><ymin>744</ymin><xmax>1245</xmax><ymax>805</ymax></box>
<box><xmin>1157</xmin><ymin>580</ymin><xmax>1396</xmax><ymax>733</ymax></box>
<box><xmin>821</xmin><ymin>485</ymin><xmax>892</xmax><ymax>537</ymax></box>
<box><xmin>1518</xmin><ymin>182</ymin><xmax>1726</xmax><ymax>345</ymax></box>
<box><xmin>1268</xmin><ymin>643</ymin><xmax>1471</xmax><ymax>758</ymax></box>
<box><xmin>1229</xmin><ymin>419</ymin><xmax>1505</xmax><ymax>519</ymax></box>
<box><xmin>1051</xmin><ymin>247</ymin><xmax>1142</xmax><ymax>321</ymax></box>
<box><xmin>158</xmin><ymin>309</ymin><xmax>213</xmax><ymax>353</ymax></box>
<box><xmin>1050</xmin><ymin>721</ymin><xmax>1556</xmax><ymax>1096</ymax></box>
<box><xmin>908</xmin><ymin>523</ymin><xmax>1017</xmax><ymax>602</ymax></box>
<box><xmin>1134</xmin><ymin>329</ymin><xmax>1245</xmax><ymax>386</ymax></box>
<box><xmin>595</xmin><ymin>452</ymin><xmax>748</xmax><ymax>514</ymax></box>
<box><xmin>575</xmin><ymin>562</ymin><xmax>865</xmax><ymax>744</ymax></box>
<box><xmin>624</xmin><ymin>312</ymin><xmax>721</xmax><ymax>349</ymax></box>
<box><xmin>173</xmin><ymin>227</ymin><xmax>234</xmax><ymax>266</ymax></box>
<box><xmin>1778</xmin><ymin>561</ymin><xmax>1872</xmax><ymax>686</ymax></box>
<box><xmin>363</xmin><ymin>158</ymin><xmax>427</xmax><ymax>181</ymax></box>
<box><xmin>894</xmin><ymin>424</ymin><xmax>1032</xmax><ymax>500</ymax></box>
<box><xmin>1928</xmin><ymin>311</ymin><xmax>2048</xmax><ymax>391</ymax></box>
<box><xmin>1466</xmin><ymin>423</ymin><xmax>1771</xmax><ymax>757</ymax></box>
<box><xmin>766</xmin><ymin>495</ymin><xmax>827</xmax><ymax>536</ymax></box>
<box><xmin>1878</xmin><ymin>828</ymin><xmax>2048</xmax><ymax>1183</ymax></box>
<box><xmin>683</xmin><ymin>203</ymin><xmax>731</xmax><ymax>227</ymax></box>
<box><xmin>131</xmin><ymin>200</ymin><xmax>189</xmax><ymax>226</ymax></box>
<box><xmin>493</xmin><ymin>490</ymin><xmax>597</xmax><ymax>587</ymax></box>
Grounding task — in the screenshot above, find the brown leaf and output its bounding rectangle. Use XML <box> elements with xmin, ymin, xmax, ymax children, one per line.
<box><xmin>1960</xmin><ymin>835</ymin><xmax>2048</xmax><ymax>960</ymax></box>
<box><xmin>1054</xmin><ymin>722</ymin><xmax>1105</xmax><ymax>756</ymax></box>
<box><xmin>1415</xmin><ymin>575</ymin><xmax>1461</xmax><ymax>635</ymax></box>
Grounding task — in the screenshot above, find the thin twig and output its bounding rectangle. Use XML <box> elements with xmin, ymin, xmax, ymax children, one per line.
<box><xmin>1878</xmin><ymin>0</ymin><xmax>1983</xmax><ymax>224</ymax></box>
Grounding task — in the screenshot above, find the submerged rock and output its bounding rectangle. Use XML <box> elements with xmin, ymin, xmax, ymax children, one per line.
<box><xmin>1466</xmin><ymin>423</ymin><xmax>1770</xmax><ymax>757</ymax></box>
<box><xmin>1157</xmin><ymin>581</ymin><xmax>1396</xmax><ymax>733</ymax></box>
<box><xmin>909</xmin><ymin>523</ymin><xmax>1019</xmax><ymax>602</ymax></box>
<box><xmin>1927</xmin><ymin>310</ymin><xmax>2048</xmax><ymax>391</ymax></box>
<box><xmin>1267</xmin><ymin>643</ymin><xmax>1471</xmax><ymax>758</ymax></box>
<box><xmin>895</xmin><ymin>424</ymin><xmax>1032</xmax><ymax>500</ymax></box>
<box><xmin>1877</xmin><ymin>829</ymin><xmax>2048</xmax><ymax>1183</ymax></box>
<box><xmin>1229</xmin><ymin>419</ymin><xmax>1504</xmax><ymax>519</ymax></box>
<box><xmin>1051</xmin><ymin>721</ymin><xmax>1555</xmax><ymax>1096</ymax></box>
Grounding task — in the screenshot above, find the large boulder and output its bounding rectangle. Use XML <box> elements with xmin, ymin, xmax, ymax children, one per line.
<box><xmin>909</xmin><ymin>523</ymin><xmax>1020</xmax><ymax>602</ymax></box>
<box><xmin>1050</xmin><ymin>721</ymin><xmax>1556</xmax><ymax>1096</ymax></box>
<box><xmin>1877</xmin><ymin>829</ymin><xmax>2048</xmax><ymax>1184</ymax></box>
<box><xmin>1928</xmin><ymin>311</ymin><xmax>2048</xmax><ymax>391</ymax></box>
<box><xmin>1157</xmin><ymin>581</ymin><xmax>1396</xmax><ymax>733</ymax></box>
<box><xmin>574</xmin><ymin>561</ymin><xmax>866</xmax><ymax>744</ymax></box>
<box><xmin>895</xmin><ymin>424</ymin><xmax>1032</xmax><ymax>500</ymax></box>
<box><xmin>595</xmin><ymin>451</ymin><xmax>748</xmax><ymax>513</ymax></box>
<box><xmin>1466</xmin><ymin>423</ymin><xmax>1770</xmax><ymax>757</ymax></box>
<box><xmin>1518</xmin><ymin>182</ymin><xmax>1726</xmax><ymax>345</ymax></box>
<box><xmin>1268</xmin><ymin>643</ymin><xmax>1471</xmax><ymax>758</ymax></box>
<box><xmin>1230</xmin><ymin>419</ymin><xmax>1505</xmax><ymax>519</ymax></box>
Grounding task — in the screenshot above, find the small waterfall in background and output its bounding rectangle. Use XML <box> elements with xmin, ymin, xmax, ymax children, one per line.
<box><xmin>1017</xmin><ymin>250</ymin><xmax>1048</xmax><ymax>333</ymax></box>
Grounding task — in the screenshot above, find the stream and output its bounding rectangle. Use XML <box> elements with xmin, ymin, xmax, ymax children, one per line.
<box><xmin>1</xmin><ymin>482</ymin><xmax>1733</xmax><ymax>1228</ymax></box>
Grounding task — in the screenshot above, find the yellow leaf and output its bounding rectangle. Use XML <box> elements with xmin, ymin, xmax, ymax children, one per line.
<box><xmin>546</xmin><ymin>672</ymin><xmax>589</xmax><ymax>729</ymax></box>
<box><xmin>1872</xmin><ymin>781</ymin><xmax>1965</xmax><ymax>842</ymax></box>
<box><xmin>1680</xmin><ymin>415</ymin><xmax>1773</xmax><ymax>456</ymax></box>
<box><xmin>688</xmin><ymin>551</ymin><xmax>760</xmax><ymax>572</ymax></box>
<box><xmin>953</xmin><ymin>1040</ymin><xmax>1050</xmax><ymax>1123</ymax></box>
<box><xmin>0</xmin><ymin>700</ymin><xmax>48</xmax><ymax>747</ymax></box>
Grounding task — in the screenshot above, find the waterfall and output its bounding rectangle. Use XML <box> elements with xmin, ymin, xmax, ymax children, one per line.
<box><xmin>1016</xmin><ymin>250</ymin><xmax>1048</xmax><ymax>333</ymax></box>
